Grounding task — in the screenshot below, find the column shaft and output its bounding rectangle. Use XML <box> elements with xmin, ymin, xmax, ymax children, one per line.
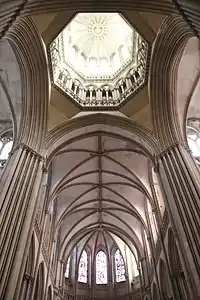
<box><xmin>0</xmin><ymin>144</ymin><xmax>44</xmax><ymax>299</ymax></box>
<box><xmin>157</xmin><ymin>143</ymin><xmax>200</xmax><ymax>298</ymax></box>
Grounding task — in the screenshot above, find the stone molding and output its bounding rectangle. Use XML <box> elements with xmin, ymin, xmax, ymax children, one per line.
<box><xmin>1</xmin><ymin>1</ymin><xmax>200</xmax><ymax>43</ymax></box>
<box><xmin>149</xmin><ymin>15</ymin><xmax>193</xmax><ymax>150</ymax></box>
<box><xmin>157</xmin><ymin>142</ymin><xmax>200</xmax><ymax>297</ymax></box>
<box><xmin>45</xmin><ymin>113</ymin><xmax>159</xmax><ymax>164</ymax></box>
<box><xmin>0</xmin><ymin>16</ymin><xmax>49</xmax><ymax>300</ymax></box>
<box><xmin>6</xmin><ymin>16</ymin><xmax>49</xmax><ymax>152</ymax></box>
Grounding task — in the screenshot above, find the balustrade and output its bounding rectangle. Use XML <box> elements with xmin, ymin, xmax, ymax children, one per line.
<box><xmin>51</xmin><ymin>40</ymin><xmax>148</xmax><ymax>108</ymax></box>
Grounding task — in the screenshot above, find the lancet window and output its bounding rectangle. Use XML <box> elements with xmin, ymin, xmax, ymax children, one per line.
<box><xmin>96</xmin><ymin>250</ymin><xmax>107</xmax><ymax>284</ymax></box>
<box><xmin>0</xmin><ymin>136</ymin><xmax>13</xmax><ymax>168</ymax></box>
<box><xmin>78</xmin><ymin>250</ymin><xmax>88</xmax><ymax>283</ymax></box>
<box><xmin>187</xmin><ymin>120</ymin><xmax>200</xmax><ymax>163</ymax></box>
<box><xmin>115</xmin><ymin>249</ymin><xmax>126</xmax><ymax>282</ymax></box>
<box><xmin>187</xmin><ymin>126</ymin><xmax>200</xmax><ymax>163</ymax></box>
<box><xmin>65</xmin><ymin>256</ymin><xmax>71</xmax><ymax>278</ymax></box>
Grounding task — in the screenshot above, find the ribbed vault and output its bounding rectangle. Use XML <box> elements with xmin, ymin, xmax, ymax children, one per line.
<box><xmin>47</xmin><ymin>118</ymin><xmax>156</xmax><ymax>262</ymax></box>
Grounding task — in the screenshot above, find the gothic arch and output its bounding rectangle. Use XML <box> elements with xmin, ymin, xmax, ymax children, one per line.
<box><xmin>178</xmin><ymin>38</ymin><xmax>200</xmax><ymax>138</ymax></box>
<box><xmin>45</xmin><ymin>113</ymin><xmax>159</xmax><ymax>162</ymax></box>
<box><xmin>149</xmin><ymin>15</ymin><xmax>194</xmax><ymax>149</ymax></box>
<box><xmin>113</xmin><ymin>248</ymin><xmax>126</xmax><ymax>283</ymax></box>
<box><xmin>95</xmin><ymin>249</ymin><xmax>108</xmax><ymax>284</ymax></box>
<box><xmin>45</xmin><ymin>114</ymin><xmax>158</xmax><ymax>285</ymax></box>
<box><xmin>5</xmin><ymin>16</ymin><xmax>49</xmax><ymax>151</ymax></box>
<box><xmin>78</xmin><ymin>249</ymin><xmax>89</xmax><ymax>283</ymax></box>
<box><xmin>0</xmin><ymin>16</ymin><xmax>49</xmax><ymax>300</ymax></box>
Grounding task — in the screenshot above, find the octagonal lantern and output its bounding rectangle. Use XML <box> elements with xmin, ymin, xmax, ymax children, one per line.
<box><xmin>49</xmin><ymin>12</ymin><xmax>149</xmax><ymax>110</ymax></box>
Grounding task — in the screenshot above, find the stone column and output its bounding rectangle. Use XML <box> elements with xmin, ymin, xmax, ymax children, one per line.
<box><xmin>156</xmin><ymin>142</ymin><xmax>200</xmax><ymax>298</ymax></box>
<box><xmin>20</xmin><ymin>274</ymin><xmax>34</xmax><ymax>300</ymax></box>
<box><xmin>0</xmin><ymin>143</ymin><xmax>45</xmax><ymax>299</ymax></box>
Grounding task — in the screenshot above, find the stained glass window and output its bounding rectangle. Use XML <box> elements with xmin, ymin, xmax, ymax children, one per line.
<box><xmin>65</xmin><ymin>256</ymin><xmax>70</xmax><ymax>278</ymax></box>
<box><xmin>0</xmin><ymin>137</ymin><xmax>13</xmax><ymax>168</ymax></box>
<box><xmin>187</xmin><ymin>127</ymin><xmax>200</xmax><ymax>163</ymax></box>
<box><xmin>96</xmin><ymin>250</ymin><xmax>107</xmax><ymax>284</ymax></box>
<box><xmin>78</xmin><ymin>250</ymin><xmax>88</xmax><ymax>283</ymax></box>
<box><xmin>115</xmin><ymin>249</ymin><xmax>126</xmax><ymax>282</ymax></box>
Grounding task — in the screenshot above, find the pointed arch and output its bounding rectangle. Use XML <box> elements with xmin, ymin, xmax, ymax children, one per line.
<box><xmin>114</xmin><ymin>249</ymin><xmax>126</xmax><ymax>282</ymax></box>
<box><xmin>78</xmin><ymin>250</ymin><xmax>88</xmax><ymax>283</ymax></box>
<box><xmin>45</xmin><ymin>113</ymin><xmax>159</xmax><ymax>163</ymax></box>
<box><xmin>5</xmin><ymin>16</ymin><xmax>49</xmax><ymax>151</ymax></box>
<box><xmin>0</xmin><ymin>17</ymin><xmax>48</xmax><ymax>298</ymax></box>
<box><xmin>149</xmin><ymin>15</ymin><xmax>194</xmax><ymax>149</ymax></box>
<box><xmin>96</xmin><ymin>250</ymin><xmax>108</xmax><ymax>284</ymax></box>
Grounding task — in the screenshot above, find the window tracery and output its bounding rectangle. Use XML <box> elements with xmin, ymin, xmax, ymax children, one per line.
<box><xmin>0</xmin><ymin>136</ymin><xmax>13</xmax><ymax>168</ymax></box>
<box><xmin>78</xmin><ymin>250</ymin><xmax>88</xmax><ymax>283</ymax></box>
<box><xmin>96</xmin><ymin>250</ymin><xmax>107</xmax><ymax>284</ymax></box>
<box><xmin>115</xmin><ymin>249</ymin><xmax>126</xmax><ymax>282</ymax></box>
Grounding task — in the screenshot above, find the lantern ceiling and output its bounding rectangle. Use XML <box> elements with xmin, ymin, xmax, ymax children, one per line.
<box><xmin>49</xmin><ymin>12</ymin><xmax>149</xmax><ymax>109</ymax></box>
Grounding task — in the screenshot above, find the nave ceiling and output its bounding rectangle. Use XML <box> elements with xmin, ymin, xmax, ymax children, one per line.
<box><xmin>1</xmin><ymin>0</ymin><xmax>200</xmax><ymax>275</ymax></box>
<box><xmin>46</xmin><ymin>121</ymin><xmax>158</xmax><ymax>262</ymax></box>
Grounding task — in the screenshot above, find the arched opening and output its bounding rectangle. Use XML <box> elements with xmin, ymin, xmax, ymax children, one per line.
<box><xmin>78</xmin><ymin>250</ymin><xmax>88</xmax><ymax>283</ymax></box>
<box><xmin>114</xmin><ymin>249</ymin><xmax>126</xmax><ymax>283</ymax></box>
<box><xmin>96</xmin><ymin>250</ymin><xmax>108</xmax><ymax>284</ymax></box>
<box><xmin>45</xmin><ymin>114</ymin><xmax>158</xmax><ymax>300</ymax></box>
<box><xmin>2</xmin><ymin>2</ymin><xmax>200</xmax><ymax>300</ymax></box>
